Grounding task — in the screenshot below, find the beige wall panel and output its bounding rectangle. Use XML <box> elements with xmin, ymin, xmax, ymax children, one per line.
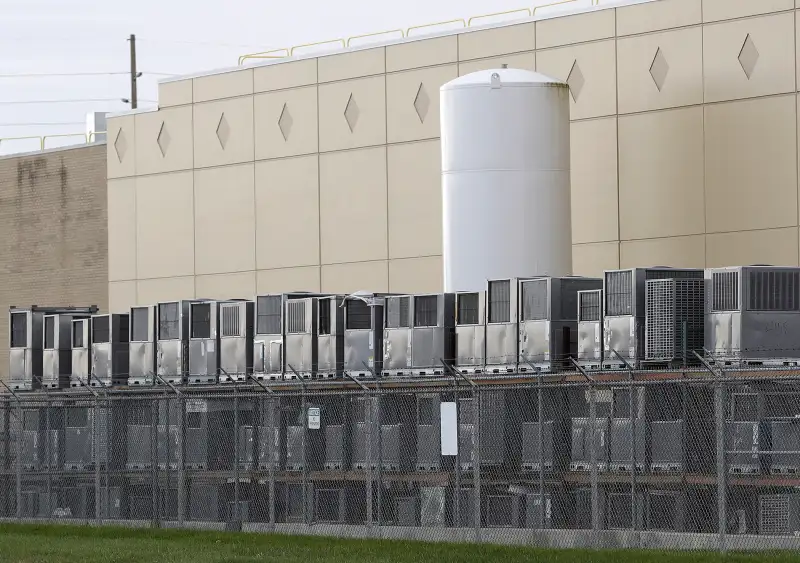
<box><xmin>194</xmin><ymin>163</ymin><xmax>256</xmax><ymax>275</ymax></box>
<box><xmin>705</xmin><ymin>96</ymin><xmax>798</xmax><ymax>233</ymax></box>
<box><xmin>257</xmin><ymin>266</ymin><xmax>320</xmax><ymax>293</ymax></box>
<box><xmin>387</xmin><ymin>65</ymin><xmax>457</xmax><ymax>143</ymax></box>
<box><xmin>706</xmin><ymin>227</ymin><xmax>799</xmax><ymax>267</ymax></box>
<box><xmin>388</xmin><ymin>140</ymin><xmax>442</xmax><ymax>258</ymax></box>
<box><xmin>617</xmin><ymin>27</ymin><xmax>703</xmax><ymax>115</ymax></box>
<box><xmin>192</xmin><ymin>69</ymin><xmax>253</xmax><ymax>103</ymax></box>
<box><xmin>389</xmin><ymin>256</ymin><xmax>443</xmax><ymax>293</ymax></box>
<box><xmin>136</xmin><ymin>171</ymin><xmax>194</xmax><ymax>279</ymax></box>
<box><xmin>458</xmin><ymin>22</ymin><xmax>536</xmax><ymax>61</ymax></box>
<box><xmin>159</xmin><ymin>79</ymin><xmax>193</xmax><ymax>107</ymax></box>
<box><xmin>570</xmin><ymin>117</ymin><xmax>619</xmax><ymax>244</ymax></box>
<box><xmin>319</xmin><ymin>147</ymin><xmax>388</xmax><ymax>264</ymax></box>
<box><xmin>386</xmin><ymin>36</ymin><xmax>458</xmax><ymax>72</ymax></box>
<box><xmin>255</xmin><ymin>155</ymin><xmax>320</xmax><ymax>269</ymax></box>
<box><xmin>572</xmin><ymin>242</ymin><xmax>620</xmax><ymax>277</ymax></box>
<box><xmin>107</xmin><ymin>114</ymin><xmax>136</xmax><ymax>179</ymax></box>
<box><xmin>616</xmin><ymin>0</ymin><xmax>702</xmax><ymax>36</ymax></box>
<box><xmin>195</xmin><ymin>271</ymin><xmax>256</xmax><ymax>300</ymax></box>
<box><xmin>537</xmin><ymin>40</ymin><xmax>616</xmax><ymax>120</ymax></box>
<box><xmin>318</xmin><ymin>75</ymin><xmax>386</xmax><ymax>152</ymax></box>
<box><xmin>109</xmin><ymin>280</ymin><xmax>137</xmax><ymax>313</ymax></box>
<box><xmin>108</xmin><ymin>178</ymin><xmax>137</xmax><ymax>281</ymax></box>
<box><xmin>703</xmin><ymin>13</ymin><xmax>795</xmax><ymax>103</ymax></box>
<box><xmin>318</xmin><ymin>48</ymin><xmax>385</xmax><ymax>82</ymax></box>
<box><xmin>134</xmin><ymin>105</ymin><xmax>194</xmax><ymax>175</ymax></box>
<box><xmin>321</xmin><ymin>261</ymin><xmax>389</xmax><ymax>293</ymax></box>
<box><xmin>457</xmin><ymin>51</ymin><xmax>536</xmax><ymax>76</ymax></box>
<box><xmin>536</xmin><ymin>9</ymin><xmax>615</xmax><ymax>49</ymax></box>
<box><xmin>193</xmin><ymin>96</ymin><xmax>254</xmax><ymax>168</ymax></box>
<box><xmin>254</xmin><ymin>59</ymin><xmax>317</xmax><ymax>93</ymax></box>
<box><xmin>702</xmin><ymin>0</ymin><xmax>794</xmax><ymax>23</ymax></box>
<box><xmin>136</xmin><ymin>276</ymin><xmax>195</xmax><ymax>305</ymax></box>
<box><xmin>254</xmin><ymin>86</ymin><xmax>318</xmax><ymax>160</ymax></box>
<box><xmin>620</xmin><ymin>235</ymin><xmax>706</xmax><ymax>269</ymax></box>
<box><xmin>619</xmin><ymin>108</ymin><xmax>705</xmax><ymax>240</ymax></box>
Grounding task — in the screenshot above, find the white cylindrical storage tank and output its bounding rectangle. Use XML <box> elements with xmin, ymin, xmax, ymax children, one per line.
<box><xmin>440</xmin><ymin>68</ymin><xmax>572</xmax><ymax>293</ymax></box>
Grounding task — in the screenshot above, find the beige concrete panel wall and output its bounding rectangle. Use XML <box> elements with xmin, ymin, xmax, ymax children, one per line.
<box><xmin>195</xmin><ymin>271</ymin><xmax>256</xmax><ymax>300</ymax></box>
<box><xmin>255</xmin><ymin>155</ymin><xmax>320</xmax><ymax>269</ymax></box>
<box><xmin>194</xmin><ymin>163</ymin><xmax>256</xmax><ymax>275</ymax></box>
<box><xmin>257</xmin><ymin>266</ymin><xmax>321</xmax><ymax>293</ymax></box>
<box><xmin>387</xmin><ymin>140</ymin><xmax>442</xmax><ymax>259</ymax></box>
<box><xmin>387</xmin><ymin>65</ymin><xmax>456</xmax><ymax>143</ymax></box>
<box><xmin>318</xmin><ymin>75</ymin><xmax>386</xmax><ymax>152</ymax></box>
<box><xmin>619</xmin><ymin>107</ymin><xmax>705</xmax><ymax>240</ymax></box>
<box><xmin>457</xmin><ymin>22</ymin><xmax>535</xmax><ymax>61</ymax></box>
<box><xmin>457</xmin><ymin>52</ymin><xmax>536</xmax><ymax>76</ymax></box>
<box><xmin>572</xmin><ymin>242</ymin><xmax>620</xmax><ymax>277</ymax></box>
<box><xmin>703</xmin><ymin>13</ymin><xmax>795</xmax><ymax>103</ymax></box>
<box><xmin>254</xmin><ymin>86</ymin><xmax>318</xmax><ymax>160</ymax></box>
<box><xmin>107</xmin><ymin>115</ymin><xmax>136</xmax><ymax>179</ymax></box>
<box><xmin>616</xmin><ymin>0</ymin><xmax>702</xmax><ymax>36</ymax></box>
<box><xmin>136</xmin><ymin>171</ymin><xmax>195</xmax><ymax>279</ymax></box>
<box><xmin>570</xmin><ymin>117</ymin><xmax>619</xmax><ymax>244</ymax></box>
<box><xmin>620</xmin><ymin>235</ymin><xmax>706</xmax><ymax>269</ymax></box>
<box><xmin>318</xmin><ymin>48</ymin><xmax>386</xmax><ymax>82</ymax></box>
<box><xmin>386</xmin><ymin>36</ymin><xmax>458</xmax><ymax>72</ymax></box>
<box><xmin>537</xmin><ymin>40</ymin><xmax>617</xmax><ymax>120</ymax></box>
<box><xmin>137</xmin><ymin>276</ymin><xmax>195</xmax><ymax>305</ymax></box>
<box><xmin>321</xmin><ymin>260</ymin><xmax>389</xmax><ymax>293</ymax></box>
<box><xmin>108</xmin><ymin>178</ymin><xmax>137</xmax><ymax>281</ymax></box>
<box><xmin>705</xmin><ymin>95</ymin><xmax>798</xmax><ymax>233</ymax></box>
<box><xmin>134</xmin><ymin>106</ymin><xmax>194</xmax><ymax>175</ymax></box>
<box><xmin>254</xmin><ymin>59</ymin><xmax>317</xmax><ymax>93</ymax></box>
<box><xmin>706</xmin><ymin>227</ymin><xmax>799</xmax><ymax>267</ymax></box>
<box><xmin>159</xmin><ymin>79</ymin><xmax>193</xmax><ymax>108</ymax></box>
<box><xmin>109</xmin><ymin>280</ymin><xmax>137</xmax><ymax>313</ymax></box>
<box><xmin>702</xmin><ymin>0</ymin><xmax>794</xmax><ymax>23</ymax></box>
<box><xmin>536</xmin><ymin>9</ymin><xmax>615</xmax><ymax>49</ymax></box>
<box><xmin>319</xmin><ymin>146</ymin><xmax>388</xmax><ymax>264</ymax></box>
<box><xmin>617</xmin><ymin>27</ymin><xmax>703</xmax><ymax>115</ymax></box>
<box><xmin>193</xmin><ymin>69</ymin><xmax>253</xmax><ymax>103</ymax></box>
<box><xmin>193</xmin><ymin>96</ymin><xmax>255</xmax><ymax>168</ymax></box>
<box><xmin>389</xmin><ymin>256</ymin><xmax>442</xmax><ymax>293</ymax></box>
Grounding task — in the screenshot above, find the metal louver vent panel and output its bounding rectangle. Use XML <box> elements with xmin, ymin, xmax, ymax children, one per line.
<box><xmin>414</xmin><ymin>295</ymin><xmax>438</xmax><ymax>327</ymax></box>
<box><xmin>131</xmin><ymin>307</ymin><xmax>149</xmax><ymax>342</ymax></box>
<box><xmin>221</xmin><ymin>305</ymin><xmax>240</xmax><ymax>337</ymax></box>
<box><xmin>606</xmin><ymin>271</ymin><xmax>633</xmax><ymax>317</ymax></box>
<box><xmin>286</xmin><ymin>301</ymin><xmax>307</xmax><ymax>334</ymax></box>
<box><xmin>712</xmin><ymin>271</ymin><xmax>739</xmax><ymax>312</ymax></box>
<box><xmin>760</xmin><ymin>495</ymin><xmax>793</xmax><ymax>536</ymax></box>
<box><xmin>257</xmin><ymin>296</ymin><xmax>282</xmax><ymax>335</ymax></box>
<box><xmin>748</xmin><ymin>270</ymin><xmax>800</xmax><ymax>312</ymax></box>
<box><xmin>346</xmin><ymin>300</ymin><xmax>372</xmax><ymax>330</ymax></box>
<box><xmin>521</xmin><ymin>279</ymin><xmax>549</xmax><ymax>321</ymax></box>
<box><xmin>578</xmin><ymin>290</ymin><xmax>601</xmax><ymax>322</ymax></box>
<box><xmin>10</xmin><ymin>312</ymin><xmax>27</xmax><ymax>348</ymax></box>
<box><xmin>456</xmin><ymin>293</ymin><xmax>479</xmax><ymax>326</ymax></box>
<box><xmin>645</xmin><ymin>279</ymin><xmax>704</xmax><ymax>362</ymax></box>
<box><xmin>386</xmin><ymin>297</ymin><xmax>410</xmax><ymax>329</ymax></box>
<box><xmin>93</xmin><ymin>316</ymin><xmax>110</xmax><ymax>344</ymax></box>
<box><xmin>488</xmin><ymin>280</ymin><xmax>511</xmax><ymax>324</ymax></box>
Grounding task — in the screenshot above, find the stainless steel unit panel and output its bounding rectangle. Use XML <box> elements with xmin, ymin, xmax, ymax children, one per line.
<box><xmin>188</xmin><ymin>300</ymin><xmax>219</xmax><ymax>385</ymax></box>
<box><xmin>316</xmin><ymin>296</ymin><xmax>344</xmax><ymax>378</ymax></box>
<box><xmin>383</xmin><ymin>296</ymin><xmax>411</xmax><ymax>376</ymax></box>
<box><xmin>770</xmin><ymin>420</ymin><xmax>800</xmax><ymax>473</ymax></box>
<box><xmin>43</xmin><ymin>314</ymin><xmax>85</xmax><ymax>389</ymax></box>
<box><xmin>570</xmin><ymin>417</ymin><xmax>609</xmax><ymax>471</ymax></box>
<box><xmin>609</xmin><ymin>418</ymin><xmax>646</xmax><ymax>472</ymax></box>
<box><xmin>286</xmin><ymin>425</ymin><xmax>305</xmax><ymax>471</ymax></box>
<box><xmin>238</xmin><ymin>425</ymin><xmax>255</xmax><ymax>469</ymax></box>
<box><xmin>524</xmin><ymin>493</ymin><xmax>555</xmax><ymax>529</ymax></box>
<box><xmin>650</xmin><ymin>420</ymin><xmax>685</xmax><ymax>472</ymax></box>
<box><xmin>417</xmin><ymin>394</ymin><xmax>441</xmax><ymax>471</ymax></box>
<box><xmin>285</xmin><ymin>298</ymin><xmax>316</xmax><ymax>378</ymax></box>
<box><xmin>70</xmin><ymin>319</ymin><xmax>90</xmax><ymax>388</ymax></box>
<box><xmin>219</xmin><ymin>300</ymin><xmax>254</xmax><ymax>383</ymax></box>
<box><xmin>410</xmin><ymin>293</ymin><xmax>455</xmax><ymax>376</ymax></box>
<box><xmin>91</xmin><ymin>313</ymin><xmax>130</xmax><ymax>387</ymax></box>
<box><xmin>64</xmin><ymin>407</ymin><xmax>93</xmax><ymax>470</ymax></box>
<box><xmin>455</xmin><ymin>291</ymin><xmax>485</xmax><ymax>373</ymax></box>
<box><xmin>258</xmin><ymin>399</ymin><xmax>284</xmax><ymax>471</ymax></box>
<box><xmin>129</xmin><ymin>306</ymin><xmax>156</xmax><ymax>386</ymax></box>
<box><xmin>760</xmin><ymin>494</ymin><xmax>800</xmax><ymax>536</ymax></box>
<box><xmin>603</xmin><ymin>316</ymin><xmax>639</xmax><ymax>368</ymax></box>
<box><xmin>156</xmin><ymin>300</ymin><xmax>190</xmax><ymax>385</ymax></box>
<box><xmin>344</xmin><ymin>295</ymin><xmax>386</xmax><ymax>376</ymax></box>
<box><xmin>126</xmin><ymin>424</ymin><xmax>153</xmax><ymax>470</ymax></box>
<box><xmin>522</xmin><ymin>421</ymin><xmax>554</xmax><ymax>472</ymax></box>
<box><xmin>485</xmin><ymin>277</ymin><xmax>522</xmax><ymax>372</ymax></box>
<box><xmin>325</xmin><ymin>424</ymin><xmax>348</xmax><ymax>470</ymax></box>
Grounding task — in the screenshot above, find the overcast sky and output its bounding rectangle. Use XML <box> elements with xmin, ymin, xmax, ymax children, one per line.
<box><xmin>0</xmin><ymin>0</ymin><xmax>590</xmax><ymax>155</ymax></box>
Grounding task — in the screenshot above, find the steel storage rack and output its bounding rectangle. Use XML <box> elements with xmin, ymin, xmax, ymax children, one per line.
<box><xmin>188</xmin><ymin>300</ymin><xmax>219</xmax><ymax>385</ymax></box>
<box><xmin>43</xmin><ymin>311</ymin><xmax>94</xmax><ymax>389</ymax></box>
<box><xmin>70</xmin><ymin>318</ymin><xmax>91</xmax><ymax>388</ymax></box>
<box><xmin>91</xmin><ymin>313</ymin><xmax>130</xmax><ymax>387</ymax></box>
<box><xmin>284</xmin><ymin>296</ymin><xmax>317</xmax><ymax>379</ymax></box>
<box><xmin>706</xmin><ymin>266</ymin><xmax>800</xmax><ymax>365</ymax></box>
<box><xmin>485</xmin><ymin>278</ymin><xmax>526</xmax><ymax>373</ymax></box>
<box><xmin>577</xmin><ymin>289</ymin><xmax>603</xmax><ymax>370</ymax></box>
<box><xmin>316</xmin><ymin>295</ymin><xmax>345</xmax><ymax>379</ymax></box>
<box><xmin>343</xmin><ymin>294</ymin><xmax>389</xmax><ymax>377</ymax></box>
<box><xmin>602</xmin><ymin>268</ymin><xmax>703</xmax><ymax>369</ymax></box>
<box><xmin>518</xmin><ymin>276</ymin><xmax>602</xmax><ymax>373</ymax></box>
<box><xmin>156</xmin><ymin>300</ymin><xmax>191</xmax><ymax>385</ymax></box>
<box><xmin>454</xmin><ymin>290</ymin><xmax>485</xmax><ymax>374</ymax></box>
<box><xmin>645</xmin><ymin>279</ymin><xmax>705</xmax><ymax>366</ymax></box>
<box><xmin>128</xmin><ymin>305</ymin><xmax>156</xmax><ymax>386</ymax></box>
<box><xmin>218</xmin><ymin>300</ymin><xmax>254</xmax><ymax>383</ymax></box>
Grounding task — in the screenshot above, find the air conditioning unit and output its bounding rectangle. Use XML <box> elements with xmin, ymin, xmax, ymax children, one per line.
<box><xmin>570</xmin><ymin>417</ymin><xmax>609</xmax><ymax>472</ymax></box>
<box><xmin>420</xmin><ymin>486</ymin><xmax>447</xmax><ymax>526</ymax></box>
<box><xmin>257</xmin><ymin>397</ymin><xmax>285</xmax><ymax>471</ymax></box>
<box><xmin>314</xmin><ymin>488</ymin><xmax>346</xmax><ymax>523</ymax></box>
<box><xmin>44</xmin><ymin>313</ymin><xmax>91</xmax><ymax>389</ymax></box>
<box><xmin>646</xmin><ymin>490</ymin><xmax>686</xmax><ymax>532</ymax></box>
<box><xmin>485</xmin><ymin>278</ymin><xmax>524</xmax><ymax>373</ymax></box>
<box><xmin>577</xmin><ymin>289</ymin><xmax>603</xmax><ymax>369</ymax></box>
<box><xmin>650</xmin><ymin>420</ymin><xmax>685</xmax><ymax>473</ymax></box>
<box><xmin>70</xmin><ymin>318</ymin><xmax>91</xmax><ymax>388</ymax></box>
<box><xmin>90</xmin><ymin>313</ymin><xmax>130</xmax><ymax>387</ymax></box>
<box><xmin>645</xmin><ymin>279</ymin><xmax>705</xmax><ymax>365</ymax></box>
<box><xmin>285</xmin><ymin>298</ymin><xmax>317</xmax><ymax>379</ymax></box>
<box><xmin>155</xmin><ymin>300</ymin><xmax>191</xmax><ymax>385</ymax></box>
<box><xmin>416</xmin><ymin>394</ymin><xmax>442</xmax><ymax>471</ymax></box>
<box><xmin>218</xmin><ymin>300</ymin><xmax>254</xmax><ymax>383</ymax></box>
<box><xmin>522</xmin><ymin>421</ymin><xmax>554</xmax><ymax>472</ymax></box>
<box><xmin>459</xmin><ymin>391</ymin><xmax>508</xmax><ymax>469</ymax></box>
<box><xmin>395</xmin><ymin>495</ymin><xmax>419</xmax><ymax>526</ymax></box>
<box><xmin>188</xmin><ymin>300</ymin><xmax>220</xmax><ymax>385</ymax></box>
<box><xmin>128</xmin><ymin>305</ymin><xmax>156</xmax><ymax>386</ymax></box>
<box><xmin>770</xmin><ymin>420</ymin><xmax>800</xmax><ymax>474</ymax></box>
<box><xmin>316</xmin><ymin>296</ymin><xmax>345</xmax><ymax>379</ymax></box>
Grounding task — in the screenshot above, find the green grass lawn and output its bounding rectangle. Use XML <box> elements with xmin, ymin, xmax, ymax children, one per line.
<box><xmin>0</xmin><ymin>523</ymin><xmax>799</xmax><ymax>563</ymax></box>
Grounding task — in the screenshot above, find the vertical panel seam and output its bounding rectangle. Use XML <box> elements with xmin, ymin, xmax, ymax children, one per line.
<box><xmin>316</xmin><ymin>57</ymin><xmax>323</xmax><ymax>292</ymax></box>
<box><xmin>701</xmin><ymin>1</ymin><xmax>708</xmax><ymax>267</ymax></box>
<box><xmin>385</xmin><ymin>47</ymin><xmax>391</xmax><ymax>292</ymax></box>
<box><xmin>614</xmin><ymin>7</ymin><xmax>622</xmax><ymax>270</ymax></box>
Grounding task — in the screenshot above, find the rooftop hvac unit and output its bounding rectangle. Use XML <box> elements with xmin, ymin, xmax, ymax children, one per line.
<box><xmin>518</xmin><ymin>276</ymin><xmax>602</xmax><ymax>373</ymax></box>
<box><xmin>577</xmin><ymin>289</ymin><xmax>603</xmax><ymax>369</ymax></box>
<box><xmin>351</xmin><ymin>395</ymin><xmax>415</xmax><ymax>471</ymax></box>
<box><xmin>70</xmin><ymin>318</ymin><xmax>91</xmax><ymax>388</ymax></box>
<box><xmin>128</xmin><ymin>305</ymin><xmax>156</xmax><ymax>386</ymax></box>
<box><xmin>759</xmin><ymin>494</ymin><xmax>800</xmax><ymax>536</ymax></box>
<box><xmin>417</xmin><ymin>394</ymin><xmax>442</xmax><ymax>471</ymax></box>
<box><xmin>156</xmin><ymin>300</ymin><xmax>191</xmax><ymax>385</ymax></box>
<box><xmin>650</xmin><ymin>420</ymin><xmax>685</xmax><ymax>473</ymax></box>
<box><xmin>253</xmin><ymin>293</ymin><xmax>317</xmax><ymax>380</ymax></box>
<box><xmin>522</xmin><ymin>420</ymin><xmax>554</xmax><ymax>472</ymax></box>
<box><xmin>344</xmin><ymin>294</ymin><xmax>388</xmax><ymax>377</ymax></box>
<box><xmin>126</xmin><ymin>401</ymin><xmax>155</xmax><ymax>470</ymax></box>
<box><xmin>609</xmin><ymin>418</ymin><xmax>646</xmax><ymax>473</ymax></box>
<box><xmin>316</xmin><ymin>296</ymin><xmax>345</xmax><ymax>379</ymax></box>
<box><xmin>284</xmin><ymin>297</ymin><xmax>317</xmax><ymax>379</ymax></box>
<box><xmin>645</xmin><ymin>279</ymin><xmax>705</xmax><ymax>365</ymax></box>
<box><xmin>706</xmin><ymin>266</ymin><xmax>800</xmax><ymax>365</ymax></box>
<box><xmin>603</xmin><ymin>268</ymin><xmax>703</xmax><ymax>368</ymax></box>
<box><xmin>188</xmin><ymin>300</ymin><xmax>219</xmax><ymax>385</ymax></box>
<box><xmin>43</xmin><ymin>313</ymin><xmax>93</xmax><ymax>389</ymax></box>
<box><xmin>485</xmin><ymin>278</ymin><xmax>524</xmax><ymax>373</ymax></box>
<box><xmin>646</xmin><ymin>490</ymin><xmax>686</xmax><ymax>532</ymax></box>
<box><xmin>459</xmin><ymin>391</ymin><xmax>509</xmax><ymax>469</ymax></box>
<box><xmin>383</xmin><ymin>295</ymin><xmax>412</xmax><ymax>376</ymax></box>
<box><xmin>90</xmin><ymin>313</ymin><xmax>130</xmax><ymax>387</ymax></box>
<box><xmin>570</xmin><ymin>417</ymin><xmax>609</xmax><ymax>472</ymax></box>
<box><xmin>726</xmin><ymin>421</ymin><xmax>766</xmax><ymax>475</ymax></box>
<box><xmin>770</xmin><ymin>420</ymin><xmax>800</xmax><ymax>474</ymax></box>
<box><xmin>285</xmin><ymin>402</ymin><xmax>324</xmax><ymax>471</ymax></box>
<box><xmin>454</xmin><ymin>290</ymin><xmax>485</xmax><ymax>373</ymax></box>
<box><xmin>218</xmin><ymin>300</ymin><xmax>254</xmax><ymax>383</ymax></box>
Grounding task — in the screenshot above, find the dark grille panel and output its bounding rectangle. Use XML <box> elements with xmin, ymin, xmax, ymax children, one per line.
<box><xmin>457</xmin><ymin>293</ymin><xmax>479</xmax><ymax>326</ymax></box>
<box><xmin>488</xmin><ymin>280</ymin><xmax>510</xmax><ymax>324</ymax></box>
<box><xmin>712</xmin><ymin>271</ymin><xmax>739</xmax><ymax>312</ymax></box>
<box><xmin>748</xmin><ymin>270</ymin><xmax>800</xmax><ymax>312</ymax></box>
<box><xmin>158</xmin><ymin>302</ymin><xmax>180</xmax><ymax>341</ymax></box>
<box><xmin>521</xmin><ymin>279</ymin><xmax>548</xmax><ymax>321</ymax></box>
<box><xmin>131</xmin><ymin>307</ymin><xmax>149</xmax><ymax>342</ymax></box>
<box><xmin>386</xmin><ymin>297</ymin><xmax>410</xmax><ymax>329</ymax></box>
<box><xmin>346</xmin><ymin>300</ymin><xmax>371</xmax><ymax>330</ymax></box>
<box><xmin>92</xmin><ymin>316</ymin><xmax>110</xmax><ymax>344</ymax></box>
<box><xmin>606</xmin><ymin>271</ymin><xmax>633</xmax><ymax>317</ymax></box>
<box><xmin>190</xmin><ymin>303</ymin><xmax>211</xmax><ymax>339</ymax></box>
<box><xmin>44</xmin><ymin>316</ymin><xmax>55</xmax><ymax>349</ymax></box>
<box><xmin>645</xmin><ymin>279</ymin><xmax>705</xmax><ymax>362</ymax></box>
<box><xmin>579</xmin><ymin>290</ymin><xmax>601</xmax><ymax>322</ymax></box>
<box><xmin>414</xmin><ymin>295</ymin><xmax>438</xmax><ymax>327</ymax></box>
<box><xmin>10</xmin><ymin>312</ymin><xmax>27</xmax><ymax>348</ymax></box>
<box><xmin>257</xmin><ymin>296</ymin><xmax>282</xmax><ymax>335</ymax></box>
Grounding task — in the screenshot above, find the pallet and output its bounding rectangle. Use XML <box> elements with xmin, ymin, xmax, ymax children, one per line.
<box><xmin>570</xmin><ymin>462</ymin><xmax>608</xmax><ymax>472</ymax></box>
<box><xmin>771</xmin><ymin>466</ymin><xmax>800</xmax><ymax>475</ymax></box>
<box><xmin>729</xmin><ymin>465</ymin><xmax>761</xmax><ymax>475</ymax></box>
<box><xmin>651</xmin><ymin>463</ymin><xmax>683</xmax><ymax>473</ymax></box>
<box><xmin>416</xmin><ymin>464</ymin><xmax>441</xmax><ymax>472</ymax></box>
<box><xmin>254</xmin><ymin>374</ymin><xmax>283</xmax><ymax>382</ymax></box>
<box><xmin>126</xmin><ymin>463</ymin><xmax>152</xmax><ymax>470</ymax></box>
<box><xmin>609</xmin><ymin>463</ymin><xmax>646</xmax><ymax>473</ymax></box>
<box><xmin>325</xmin><ymin>462</ymin><xmax>344</xmax><ymax>470</ymax></box>
<box><xmin>522</xmin><ymin>463</ymin><xmax>553</xmax><ymax>473</ymax></box>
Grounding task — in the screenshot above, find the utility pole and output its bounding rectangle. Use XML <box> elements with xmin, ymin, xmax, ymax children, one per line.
<box><xmin>129</xmin><ymin>34</ymin><xmax>138</xmax><ymax>109</ymax></box>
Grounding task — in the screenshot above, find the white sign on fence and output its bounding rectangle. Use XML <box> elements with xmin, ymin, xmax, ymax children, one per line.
<box><xmin>308</xmin><ymin>407</ymin><xmax>321</xmax><ymax>430</ymax></box>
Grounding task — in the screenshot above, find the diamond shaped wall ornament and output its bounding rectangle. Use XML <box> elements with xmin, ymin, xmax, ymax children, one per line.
<box><xmin>113</xmin><ymin>129</ymin><xmax>128</xmax><ymax>163</ymax></box>
<box><xmin>156</xmin><ymin>122</ymin><xmax>171</xmax><ymax>157</ymax></box>
<box><xmin>216</xmin><ymin>113</ymin><xmax>230</xmax><ymax>149</ymax></box>
<box><xmin>413</xmin><ymin>83</ymin><xmax>430</xmax><ymax>123</ymax></box>
<box><xmin>649</xmin><ymin>47</ymin><xmax>669</xmax><ymax>92</ymax></box>
<box><xmin>566</xmin><ymin>60</ymin><xmax>585</xmax><ymax>102</ymax></box>
<box><xmin>738</xmin><ymin>34</ymin><xmax>759</xmax><ymax>80</ymax></box>
<box><xmin>278</xmin><ymin>103</ymin><xmax>293</xmax><ymax>141</ymax></box>
<box><xmin>344</xmin><ymin>94</ymin><xmax>359</xmax><ymax>132</ymax></box>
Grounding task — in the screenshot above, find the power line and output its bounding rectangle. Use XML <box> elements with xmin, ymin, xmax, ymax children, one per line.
<box><xmin>137</xmin><ymin>37</ymin><xmax>271</xmax><ymax>49</ymax></box>
<box><xmin>0</xmin><ymin>122</ymin><xmax>86</xmax><ymax>127</ymax></box>
<box><xmin>0</xmin><ymin>71</ymin><xmax>175</xmax><ymax>78</ymax></box>
<box><xmin>0</xmin><ymin>98</ymin><xmax>158</xmax><ymax>105</ymax></box>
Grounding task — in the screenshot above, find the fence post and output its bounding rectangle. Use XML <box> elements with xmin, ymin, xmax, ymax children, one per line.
<box><xmin>588</xmin><ymin>380</ymin><xmax>599</xmax><ymax>532</ymax></box>
<box><xmin>16</xmin><ymin>398</ymin><xmax>22</xmax><ymax>520</ymax></box>
<box><xmin>45</xmin><ymin>397</ymin><xmax>52</xmax><ymax>522</ymax></box>
<box><xmin>537</xmin><ymin>373</ymin><xmax>545</xmax><ymax>529</ymax></box>
<box><xmin>233</xmin><ymin>385</ymin><xmax>241</xmax><ymax>528</ymax></box>
<box><xmin>268</xmin><ymin>395</ymin><xmax>276</xmax><ymax>530</ymax></box>
<box><xmin>366</xmin><ymin>388</ymin><xmax>373</xmax><ymax>529</ymax></box>
<box><xmin>94</xmin><ymin>394</ymin><xmax>101</xmax><ymax>523</ymax></box>
<box><xmin>473</xmin><ymin>384</ymin><xmax>481</xmax><ymax>543</ymax></box>
<box><xmin>715</xmin><ymin>379</ymin><xmax>727</xmax><ymax>553</ymax></box>
<box><xmin>376</xmin><ymin>385</ymin><xmax>383</xmax><ymax>532</ymax></box>
<box><xmin>150</xmin><ymin>396</ymin><xmax>159</xmax><ymax>528</ymax></box>
<box><xmin>301</xmin><ymin>382</ymin><xmax>309</xmax><ymax>526</ymax></box>
<box><xmin>177</xmin><ymin>395</ymin><xmax>186</xmax><ymax>527</ymax></box>
<box><xmin>454</xmin><ymin>381</ymin><xmax>461</xmax><ymax>529</ymax></box>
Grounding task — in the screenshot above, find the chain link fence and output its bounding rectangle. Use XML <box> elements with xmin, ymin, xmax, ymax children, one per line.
<box><xmin>3</xmin><ymin>367</ymin><xmax>800</xmax><ymax>552</ymax></box>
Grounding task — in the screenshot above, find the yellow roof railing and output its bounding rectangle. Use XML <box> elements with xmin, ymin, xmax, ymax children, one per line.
<box><xmin>0</xmin><ymin>132</ymin><xmax>108</xmax><ymax>155</ymax></box>
<box><xmin>346</xmin><ymin>29</ymin><xmax>405</xmax><ymax>48</ymax></box>
<box><xmin>467</xmin><ymin>8</ymin><xmax>532</xmax><ymax>27</ymax></box>
<box><xmin>238</xmin><ymin>48</ymin><xmax>290</xmax><ymax>66</ymax></box>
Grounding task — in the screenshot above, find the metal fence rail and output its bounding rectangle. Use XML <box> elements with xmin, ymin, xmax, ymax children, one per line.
<box><xmin>3</xmin><ymin>367</ymin><xmax>800</xmax><ymax>552</ymax></box>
